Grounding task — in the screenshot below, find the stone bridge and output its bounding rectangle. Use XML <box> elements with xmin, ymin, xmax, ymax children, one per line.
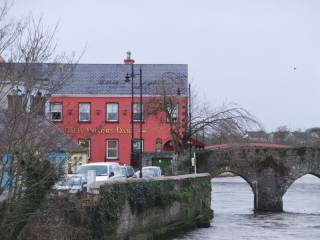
<box><xmin>197</xmin><ymin>143</ymin><xmax>320</xmax><ymax>212</ymax></box>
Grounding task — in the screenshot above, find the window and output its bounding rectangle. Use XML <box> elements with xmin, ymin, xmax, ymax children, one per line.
<box><xmin>133</xmin><ymin>103</ymin><xmax>144</xmax><ymax>122</ymax></box>
<box><xmin>132</xmin><ymin>139</ymin><xmax>144</xmax><ymax>152</ymax></box>
<box><xmin>106</xmin><ymin>139</ymin><xmax>118</xmax><ymax>160</ymax></box>
<box><xmin>79</xmin><ymin>103</ymin><xmax>90</xmax><ymax>122</ymax></box>
<box><xmin>166</xmin><ymin>104</ymin><xmax>179</xmax><ymax>123</ymax></box>
<box><xmin>155</xmin><ymin>138</ymin><xmax>162</xmax><ymax>152</ymax></box>
<box><xmin>79</xmin><ymin>139</ymin><xmax>91</xmax><ymax>159</ymax></box>
<box><xmin>50</xmin><ymin>103</ymin><xmax>62</xmax><ymax>122</ymax></box>
<box><xmin>106</xmin><ymin>103</ymin><xmax>118</xmax><ymax>122</ymax></box>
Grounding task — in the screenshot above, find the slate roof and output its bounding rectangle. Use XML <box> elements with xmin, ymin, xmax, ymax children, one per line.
<box><xmin>56</xmin><ymin>64</ymin><xmax>188</xmax><ymax>96</ymax></box>
<box><xmin>0</xmin><ymin>63</ymin><xmax>188</xmax><ymax>96</ymax></box>
<box><xmin>0</xmin><ymin>111</ymin><xmax>85</xmax><ymax>153</ymax></box>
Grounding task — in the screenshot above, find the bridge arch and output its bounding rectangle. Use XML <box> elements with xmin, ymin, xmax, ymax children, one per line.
<box><xmin>211</xmin><ymin>168</ymin><xmax>256</xmax><ymax>195</ymax></box>
<box><xmin>282</xmin><ymin>173</ymin><xmax>320</xmax><ymax>212</ymax></box>
<box><xmin>211</xmin><ymin>168</ymin><xmax>257</xmax><ymax>209</ymax></box>
<box><xmin>210</xmin><ymin>167</ymin><xmax>258</xmax><ymax>209</ymax></box>
<box><xmin>282</xmin><ymin>172</ymin><xmax>320</xmax><ymax>197</ymax></box>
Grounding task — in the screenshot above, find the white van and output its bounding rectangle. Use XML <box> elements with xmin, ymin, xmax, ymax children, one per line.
<box><xmin>76</xmin><ymin>162</ymin><xmax>122</xmax><ymax>181</ymax></box>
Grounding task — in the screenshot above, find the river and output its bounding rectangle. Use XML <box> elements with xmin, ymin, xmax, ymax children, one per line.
<box><xmin>173</xmin><ymin>174</ymin><xmax>320</xmax><ymax>240</ymax></box>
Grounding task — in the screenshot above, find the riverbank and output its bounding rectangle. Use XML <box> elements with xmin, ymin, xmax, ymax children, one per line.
<box><xmin>19</xmin><ymin>174</ymin><xmax>213</xmax><ymax>240</ymax></box>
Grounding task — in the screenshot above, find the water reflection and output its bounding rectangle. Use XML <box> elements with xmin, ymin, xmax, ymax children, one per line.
<box><xmin>173</xmin><ymin>175</ymin><xmax>320</xmax><ymax>240</ymax></box>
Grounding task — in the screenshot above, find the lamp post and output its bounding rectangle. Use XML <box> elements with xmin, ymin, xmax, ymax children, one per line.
<box><xmin>177</xmin><ymin>83</ymin><xmax>192</xmax><ymax>172</ymax></box>
<box><xmin>125</xmin><ymin>64</ymin><xmax>143</xmax><ymax>178</ymax></box>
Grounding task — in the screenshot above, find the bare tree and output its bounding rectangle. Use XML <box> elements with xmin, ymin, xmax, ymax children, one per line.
<box><xmin>145</xmin><ymin>72</ymin><xmax>188</xmax><ymax>154</ymax></box>
<box><xmin>146</xmin><ymin>72</ymin><xmax>261</xmax><ymax>152</ymax></box>
<box><xmin>192</xmin><ymin>102</ymin><xmax>261</xmax><ymax>145</ymax></box>
<box><xmin>0</xmin><ymin>1</ymin><xmax>80</xmax><ymax>239</ymax></box>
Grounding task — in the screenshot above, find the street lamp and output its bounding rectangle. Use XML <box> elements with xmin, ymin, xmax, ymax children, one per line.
<box><xmin>125</xmin><ymin>59</ymin><xmax>143</xmax><ymax>178</ymax></box>
<box><xmin>177</xmin><ymin>83</ymin><xmax>192</xmax><ymax>172</ymax></box>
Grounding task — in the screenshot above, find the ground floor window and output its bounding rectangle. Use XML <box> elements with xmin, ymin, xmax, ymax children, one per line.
<box><xmin>106</xmin><ymin>139</ymin><xmax>119</xmax><ymax>160</ymax></box>
<box><xmin>155</xmin><ymin>138</ymin><xmax>162</xmax><ymax>152</ymax></box>
<box><xmin>132</xmin><ymin>139</ymin><xmax>144</xmax><ymax>153</ymax></box>
<box><xmin>78</xmin><ymin>139</ymin><xmax>91</xmax><ymax>159</ymax></box>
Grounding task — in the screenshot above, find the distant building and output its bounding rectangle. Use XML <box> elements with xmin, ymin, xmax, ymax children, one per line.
<box><xmin>306</xmin><ymin>128</ymin><xmax>320</xmax><ymax>139</ymax></box>
<box><xmin>244</xmin><ymin>131</ymin><xmax>269</xmax><ymax>143</ymax></box>
<box><xmin>0</xmin><ymin>90</ymin><xmax>87</xmax><ymax>175</ymax></box>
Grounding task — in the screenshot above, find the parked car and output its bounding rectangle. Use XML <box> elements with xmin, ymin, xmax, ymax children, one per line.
<box><xmin>135</xmin><ymin>166</ymin><xmax>162</xmax><ymax>178</ymax></box>
<box><xmin>76</xmin><ymin>162</ymin><xmax>122</xmax><ymax>181</ymax></box>
<box><xmin>53</xmin><ymin>174</ymin><xmax>87</xmax><ymax>195</ymax></box>
<box><xmin>120</xmin><ymin>165</ymin><xmax>135</xmax><ymax>178</ymax></box>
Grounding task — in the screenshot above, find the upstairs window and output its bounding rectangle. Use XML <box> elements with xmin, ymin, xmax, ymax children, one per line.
<box><xmin>106</xmin><ymin>103</ymin><xmax>118</xmax><ymax>122</ymax></box>
<box><xmin>79</xmin><ymin>103</ymin><xmax>90</xmax><ymax>122</ymax></box>
<box><xmin>166</xmin><ymin>104</ymin><xmax>179</xmax><ymax>123</ymax></box>
<box><xmin>50</xmin><ymin>103</ymin><xmax>62</xmax><ymax>122</ymax></box>
<box><xmin>106</xmin><ymin>139</ymin><xmax>119</xmax><ymax>160</ymax></box>
<box><xmin>133</xmin><ymin>103</ymin><xmax>144</xmax><ymax>122</ymax></box>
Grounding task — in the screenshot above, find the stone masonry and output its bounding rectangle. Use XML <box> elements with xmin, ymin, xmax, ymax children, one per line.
<box><xmin>197</xmin><ymin>146</ymin><xmax>320</xmax><ymax>212</ymax></box>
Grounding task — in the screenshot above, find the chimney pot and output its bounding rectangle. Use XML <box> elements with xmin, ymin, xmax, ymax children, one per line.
<box><xmin>124</xmin><ymin>51</ymin><xmax>135</xmax><ymax>64</ymax></box>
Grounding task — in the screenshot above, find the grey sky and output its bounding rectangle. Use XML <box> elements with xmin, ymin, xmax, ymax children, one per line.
<box><xmin>10</xmin><ymin>0</ymin><xmax>320</xmax><ymax>131</ymax></box>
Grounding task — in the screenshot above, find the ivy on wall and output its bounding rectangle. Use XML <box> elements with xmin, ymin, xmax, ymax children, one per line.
<box><xmin>94</xmin><ymin>178</ymin><xmax>211</xmax><ymax>236</ymax></box>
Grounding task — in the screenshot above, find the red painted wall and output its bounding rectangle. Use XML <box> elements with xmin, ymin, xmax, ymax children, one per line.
<box><xmin>49</xmin><ymin>96</ymin><xmax>187</xmax><ymax>165</ymax></box>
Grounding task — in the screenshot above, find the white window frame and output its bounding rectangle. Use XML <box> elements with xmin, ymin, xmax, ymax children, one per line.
<box><xmin>106</xmin><ymin>139</ymin><xmax>119</xmax><ymax>160</ymax></box>
<box><xmin>106</xmin><ymin>103</ymin><xmax>118</xmax><ymax>122</ymax></box>
<box><xmin>133</xmin><ymin>103</ymin><xmax>144</xmax><ymax>122</ymax></box>
<box><xmin>79</xmin><ymin>103</ymin><xmax>91</xmax><ymax>122</ymax></box>
<box><xmin>50</xmin><ymin>103</ymin><xmax>63</xmax><ymax>122</ymax></box>
<box><xmin>166</xmin><ymin>103</ymin><xmax>179</xmax><ymax>123</ymax></box>
<box><xmin>132</xmin><ymin>139</ymin><xmax>144</xmax><ymax>152</ymax></box>
<box><xmin>79</xmin><ymin>139</ymin><xmax>91</xmax><ymax>159</ymax></box>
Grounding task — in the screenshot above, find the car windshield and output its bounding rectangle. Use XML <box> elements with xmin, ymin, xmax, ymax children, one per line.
<box><xmin>121</xmin><ymin>167</ymin><xmax>127</xmax><ymax>177</ymax></box>
<box><xmin>136</xmin><ymin>169</ymin><xmax>156</xmax><ymax>177</ymax></box>
<box><xmin>57</xmin><ymin>176</ymin><xmax>81</xmax><ymax>186</ymax></box>
<box><xmin>143</xmin><ymin>167</ymin><xmax>160</xmax><ymax>176</ymax></box>
<box><xmin>143</xmin><ymin>169</ymin><xmax>156</xmax><ymax>177</ymax></box>
<box><xmin>77</xmin><ymin>165</ymin><xmax>109</xmax><ymax>176</ymax></box>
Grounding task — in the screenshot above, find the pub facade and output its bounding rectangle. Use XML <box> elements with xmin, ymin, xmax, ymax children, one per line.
<box><xmin>49</xmin><ymin>55</ymin><xmax>188</xmax><ymax>167</ymax></box>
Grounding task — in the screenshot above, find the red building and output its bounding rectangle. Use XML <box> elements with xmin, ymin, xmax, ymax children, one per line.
<box><xmin>49</xmin><ymin>54</ymin><xmax>188</xmax><ymax>166</ymax></box>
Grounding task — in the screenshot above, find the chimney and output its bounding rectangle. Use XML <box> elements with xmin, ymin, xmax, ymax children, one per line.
<box><xmin>7</xmin><ymin>94</ymin><xmax>23</xmax><ymax>114</ymax></box>
<box><xmin>123</xmin><ymin>51</ymin><xmax>135</xmax><ymax>64</ymax></box>
<box><xmin>0</xmin><ymin>56</ymin><xmax>5</xmax><ymax>64</ymax></box>
<box><xmin>31</xmin><ymin>91</ymin><xmax>46</xmax><ymax>116</ymax></box>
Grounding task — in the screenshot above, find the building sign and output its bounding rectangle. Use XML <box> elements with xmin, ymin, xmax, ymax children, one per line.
<box><xmin>64</xmin><ymin>126</ymin><xmax>146</xmax><ymax>135</ymax></box>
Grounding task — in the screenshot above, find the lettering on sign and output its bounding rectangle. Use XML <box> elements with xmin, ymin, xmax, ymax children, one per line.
<box><xmin>64</xmin><ymin>126</ymin><xmax>146</xmax><ymax>135</ymax></box>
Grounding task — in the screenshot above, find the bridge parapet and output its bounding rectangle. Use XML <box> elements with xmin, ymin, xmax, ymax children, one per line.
<box><xmin>197</xmin><ymin>145</ymin><xmax>320</xmax><ymax>212</ymax></box>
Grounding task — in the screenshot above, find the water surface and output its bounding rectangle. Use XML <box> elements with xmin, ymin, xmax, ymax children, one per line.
<box><xmin>173</xmin><ymin>175</ymin><xmax>320</xmax><ymax>240</ymax></box>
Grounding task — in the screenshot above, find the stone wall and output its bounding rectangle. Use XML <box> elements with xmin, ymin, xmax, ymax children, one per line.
<box><xmin>19</xmin><ymin>174</ymin><xmax>213</xmax><ymax>240</ymax></box>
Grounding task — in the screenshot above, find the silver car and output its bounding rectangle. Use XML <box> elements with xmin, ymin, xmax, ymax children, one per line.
<box><xmin>135</xmin><ymin>166</ymin><xmax>162</xmax><ymax>178</ymax></box>
<box><xmin>54</xmin><ymin>174</ymin><xmax>87</xmax><ymax>195</ymax></box>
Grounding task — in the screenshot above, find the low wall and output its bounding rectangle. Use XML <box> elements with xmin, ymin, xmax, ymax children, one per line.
<box><xmin>20</xmin><ymin>174</ymin><xmax>213</xmax><ymax>240</ymax></box>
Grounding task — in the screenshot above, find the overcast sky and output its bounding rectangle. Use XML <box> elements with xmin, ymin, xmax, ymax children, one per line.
<box><xmin>9</xmin><ymin>0</ymin><xmax>320</xmax><ymax>131</ymax></box>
